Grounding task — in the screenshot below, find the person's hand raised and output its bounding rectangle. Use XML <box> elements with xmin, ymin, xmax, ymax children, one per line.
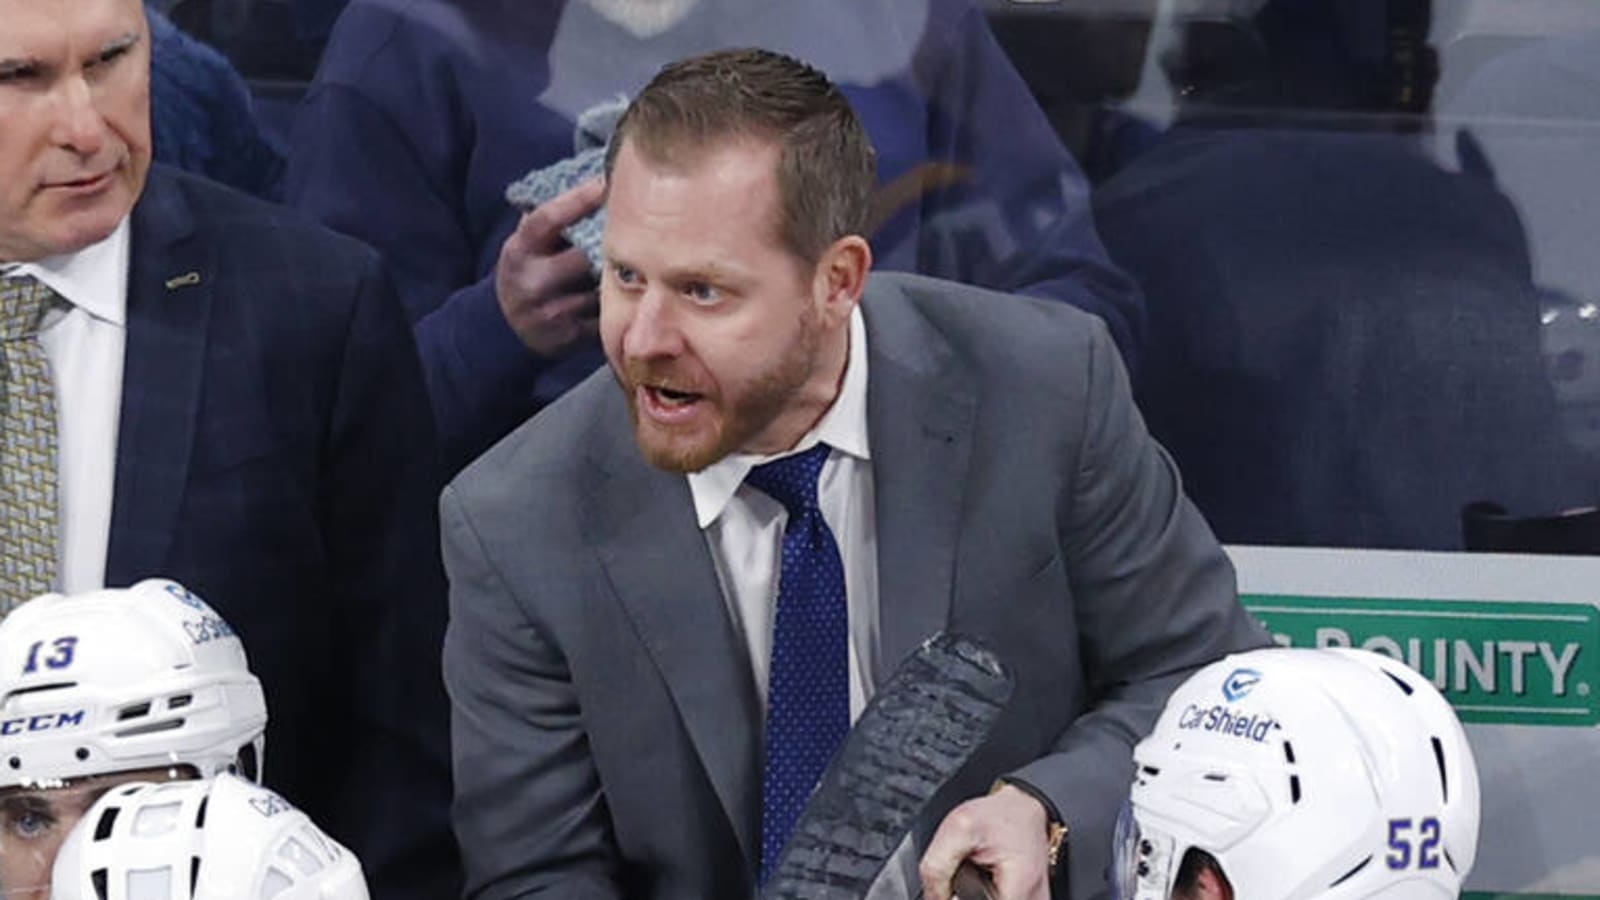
<box><xmin>494</xmin><ymin>177</ymin><xmax>605</xmax><ymax>357</ymax></box>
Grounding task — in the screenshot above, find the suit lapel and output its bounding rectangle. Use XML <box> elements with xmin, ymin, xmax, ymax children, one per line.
<box><xmin>105</xmin><ymin>169</ymin><xmax>214</xmax><ymax>585</ymax></box>
<box><xmin>581</xmin><ymin>276</ymin><xmax>976</xmax><ymax>869</ymax></box>
<box><xmin>586</xmin><ymin>414</ymin><xmax>763</xmax><ymax>871</ymax></box>
<box><xmin>862</xmin><ymin>280</ymin><xmax>977</xmax><ymax>683</ymax></box>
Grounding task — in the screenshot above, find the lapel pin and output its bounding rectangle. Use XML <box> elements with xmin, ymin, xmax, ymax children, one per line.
<box><xmin>165</xmin><ymin>271</ymin><xmax>202</xmax><ymax>290</ymax></box>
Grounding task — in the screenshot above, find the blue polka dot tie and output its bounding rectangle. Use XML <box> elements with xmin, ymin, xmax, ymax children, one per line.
<box><xmin>746</xmin><ymin>442</ymin><xmax>849</xmax><ymax>884</ymax></box>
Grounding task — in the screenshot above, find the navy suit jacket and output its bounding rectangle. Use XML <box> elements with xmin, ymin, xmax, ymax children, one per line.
<box><xmin>103</xmin><ymin>166</ymin><xmax>461</xmax><ymax>900</ymax></box>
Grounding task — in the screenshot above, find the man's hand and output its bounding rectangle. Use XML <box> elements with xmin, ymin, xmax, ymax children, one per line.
<box><xmin>494</xmin><ymin>176</ymin><xmax>605</xmax><ymax>357</ymax></box>
<box><xmin>919</xmin><ymin>785</ymin><xmax>1051</xmax><ymax>900</ymax></box>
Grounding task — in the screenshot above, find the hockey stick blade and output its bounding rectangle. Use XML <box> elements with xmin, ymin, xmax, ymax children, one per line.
<box><xmin>762</xmin><ymin>632</ymin><xmax>1014</xmax><ymax>900</ymax></box>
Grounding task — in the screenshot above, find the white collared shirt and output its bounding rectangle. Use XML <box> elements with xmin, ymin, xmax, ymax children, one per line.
<box><xmin>3</xmin><ymin>220</ymin><xmax>130</xmax><ymax>594</ymax></box>
<box><xmin>688</xmin><ymin>306</ymin><xmax>879</xmax><ymax>721</ymax></box>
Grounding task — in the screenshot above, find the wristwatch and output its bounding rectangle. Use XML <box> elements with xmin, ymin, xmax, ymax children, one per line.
<box><xmin>991</xmin><ymin>776</ymin><xmax>1070</xmax><ymax>876</ymax></box>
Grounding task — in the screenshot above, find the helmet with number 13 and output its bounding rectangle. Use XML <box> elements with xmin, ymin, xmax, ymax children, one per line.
<box><xmin>0</xmin><ymin>579</ymin><xmax>267</xmax><ymax>900</ymax></box>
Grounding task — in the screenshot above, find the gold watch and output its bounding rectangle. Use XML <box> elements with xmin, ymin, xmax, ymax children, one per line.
<box><xmin>1045</xmin><ymin>818</ymin><xmax>1068</xmax><ymax>874</ymax></box>
<box><xmin>990</xmin><ymin>777</ymin><xmax>1069</xmax><ymax>876</ymax></box>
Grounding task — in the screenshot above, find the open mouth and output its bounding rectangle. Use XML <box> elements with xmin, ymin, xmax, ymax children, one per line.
<box><xmin>646</xmin><ymin>379</ymin><xmax>704</xmax><ymax>405</ymax></box>
<box><xmin>650</xmin><ymin>385</ymin><xmax>701</xmax><ymax>406</ymax></box>
<box><xmin>639</xmin><ymin>383</ymin><xmax>708</xmax><ymax>421</ymax></box>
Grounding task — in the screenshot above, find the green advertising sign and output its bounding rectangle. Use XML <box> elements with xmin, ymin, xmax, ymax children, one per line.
<box><xmin>1464</xmin><ymin>894</ymin><xmax>1600</xmax><ymax>900</ymax></box>
<box><xmin>1242</xmin><ymin>594</ymin><xmax>1600</xmax><ymax>726</ymax></box>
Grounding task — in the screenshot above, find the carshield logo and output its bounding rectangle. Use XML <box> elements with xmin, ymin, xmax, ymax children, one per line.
<box><xmin>1222</xmin><ymin>668</ymin><xmax>1262</xmax><ymax>703</ymax></box>
<box><xmin>164</xmin><ymin>583</ymin><xmax>208</xmax><ymax>611</ymax></box>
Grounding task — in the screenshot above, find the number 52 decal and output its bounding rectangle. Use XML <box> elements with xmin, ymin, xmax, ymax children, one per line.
<box><xmin>1387</xmin><ymin>816</ymin><xmax>1442</xmax><ymax>870</ymax></box>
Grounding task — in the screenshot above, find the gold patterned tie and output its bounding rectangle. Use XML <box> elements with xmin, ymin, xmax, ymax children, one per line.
<box><xmin>0</xmin><ymin>275</ymin><xmax>59</xmax><ymax>614</ymax></box>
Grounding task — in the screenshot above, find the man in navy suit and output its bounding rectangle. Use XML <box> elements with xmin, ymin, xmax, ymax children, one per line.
<box><xmin>0</xmin><ymin>1</ymin><xmax>458</xmax><ymax>898</ymax></box>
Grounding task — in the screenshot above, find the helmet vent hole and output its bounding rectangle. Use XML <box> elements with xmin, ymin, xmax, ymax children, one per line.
<box><xmin>263</xmin><ymin>866</ymin><xmax>295</xmax><ymax>897</ymax></box>
<box><xmin>7</xmin><ymin>682</ymin><xmax>76</xmax><ymax>699</ymax></box>
<box><xmin>190</xmin><ymin>856</ymin><xmax>202</xmax><ymax>894</ymax></box>
<box><xmin>196</xmin><ymin>797</ymin><xmax>209</xmax><ymax>829</ymax></box>
<box><xmin>6</xmin><ymin>757</ymin><xmax>18</xmax><ymax>770</ymax></box>
<box><xmin>239</xmin><ymin>744</ymin><xmax>261</xmax><ymax>782</ymax></box>
<box><xmin>1289</xmin><ymin>774</ymin><xmax>1302</xmax><ymax>803</ymax></box>
<box><xmin>114</xmin><ymin>719</ymin><xmax>184</xmax><ymax>738</ymax></box>
<box><xmin>281</xmin><ymin>836</ymin><xmax>327</xmax><ymax>876</ymax></box>
<box><xmin>1431</xmin><ymin>736</ymin><xmax>1449</xmax><ymax>802</ymax></box>
<box><xmin>1282</xmin><ymin>740</ymin><xmax>1296</xmax><ymax>764</ymax></box>
<box><xmin>1202</xmin><ymin>772</ymin><xmax>1228</xmax><ymax>782</ymax></box>
<box><xmin>117</xmin><ymin>702</ymin><xmax>152</xmax><ymax>721</ymax></box>
<box><xmin>1140</xmin><ymin>765</ymin><xmax>1160</xmax><ymax>776</ymax></box>
<box><xmin>168</xmin><ymin>694</ymin><xmax>193</xmax><ymax>710</ymax></box>
<box><xmin>1329</xmin><ymin>855</ymin><xmax>1371</xmax><ymax>887</ymax></box>
<box><xmin>76</xmin><ymin>747</ymin><xmax>89</xmax><ymax>761</ymax></box>
<box><xmin>94</xmin><ymin>807</ymin><xmax>120</xmax><ymax>841</ymax></box>
<box><xmin>1384</xmin><ymin>671</ymin><xmax>1415</xmax><ymax>695</ymax></box>
<box><xmin>91</xmin><ymin>868</ymin><xmax>109</xmax><ymax>900</ymax></box>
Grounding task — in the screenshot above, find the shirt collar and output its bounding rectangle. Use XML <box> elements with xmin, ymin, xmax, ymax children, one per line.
<box><xmin>3</xmin><ymin>218</ymin><xmax>130</xmax><ymax>326</ymax></box>
<box><xmin>688</xmin><ymin>304</ymin><xmax>871</xmax><ymax>529</ymax></box>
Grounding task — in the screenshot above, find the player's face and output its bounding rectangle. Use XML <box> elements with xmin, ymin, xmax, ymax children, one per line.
<box><xmin>0</xmin><ymin>767</ymin><xmax>186</xmax><ymax>899</ymax></box>
<box><xmin>0</xmin><ymin>0</ymin><xmax>152</xmax><ymax>263</ymax></box>
<box><xmin>600</xmin><ymin>137</ymin><xmax>851</xmax><ymax>473</ymax></box>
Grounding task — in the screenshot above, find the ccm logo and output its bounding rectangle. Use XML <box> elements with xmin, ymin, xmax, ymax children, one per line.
<box><xmin>1</xmin><ymin>711</ymin><xmax>86</xmax><ymax>735</ymax></box>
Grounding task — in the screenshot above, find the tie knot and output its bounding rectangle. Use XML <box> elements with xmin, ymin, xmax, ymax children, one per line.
<box><xmin>745</xmin><ymin>443</ymin><xmax>831</xmax><ymax>516</ymax></box>
<box><xmin>0</xmin><ymin>276</ymin><xmax>56</xmax><ymax>341</ymax></box>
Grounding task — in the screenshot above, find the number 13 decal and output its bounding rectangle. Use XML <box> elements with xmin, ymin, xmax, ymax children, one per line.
<box><xmin>1387</xmin><ymin>817</ymin><xmax>1442</xmax><ymax>870</ymax></box>
<box><xmin>22</xmin><ymin>637</ymin><xmax>78</xmax><ymax>674</ymax></box>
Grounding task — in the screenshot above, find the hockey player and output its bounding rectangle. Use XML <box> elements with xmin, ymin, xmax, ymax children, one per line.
<box><xmin>1116</xmin><ymin>647</ymin><xmax>1481</xmax><ymax>900</ymax></box>
<box><xmin>51</xmin><ymin>774</ymin><xmax>368</xmax><ymax>900</ymax></box>
<box><xmin>0</xmin><ymin>580</ymin><xmax>266</xmax><ymax>898</ymax></box>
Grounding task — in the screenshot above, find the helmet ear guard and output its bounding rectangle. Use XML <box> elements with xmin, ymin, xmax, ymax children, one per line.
<box><xmin>1118</xmin><ymin>647</ymin><xmax>1480</xmax><ymax>900</ymax></box>
<box><xmin>51</xmin><ymin>775</ymin><xmax>370</xmax><ymax>900</ymax></box>
<box><xmin>0</xmin><ymin>579</ymin><xmax>268</xmax><ymax>789</ymax></box>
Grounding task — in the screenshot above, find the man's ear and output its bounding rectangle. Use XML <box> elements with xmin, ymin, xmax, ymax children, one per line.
<box><xmin>811</xmin><ymin>234</ymin><xmax>871</xmax><ymax>329</ymax></box>
<box><xmin>1194</xmin><ymin>858</ymin><xmax>1234</xmax><ymax>900</ymax></box>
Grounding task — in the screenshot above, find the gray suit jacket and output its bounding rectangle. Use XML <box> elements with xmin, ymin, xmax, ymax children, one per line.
<box><xmin>441</xmin><ymin>272</ymin><xmax>1267</xmax><ymax>900</ymax></box>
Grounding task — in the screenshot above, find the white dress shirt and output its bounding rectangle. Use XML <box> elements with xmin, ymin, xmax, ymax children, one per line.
<box><xmin>4</xmin><ymin>221</ymin><xmax>130</xmax><ymax>594</ymax></box>
<box><xmin>689</xmin><ymin>307</ymin><xmax>879</xmax><ymax>721</ymax></box>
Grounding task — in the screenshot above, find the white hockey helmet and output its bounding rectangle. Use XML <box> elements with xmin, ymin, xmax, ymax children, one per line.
<box><xmin>0</xmin><ymin>579</ymin><xmax>267</xmax><ymax>789</ymax></box>
<box><xmin>1114</xmin><ymin>647</ymin><xmax>1480</xmax><ymax>900</ymax></box>
<box><xmin>50</xmin><ymin>774</ymin><xmax>369</xmax><ymax>900</ymax></box>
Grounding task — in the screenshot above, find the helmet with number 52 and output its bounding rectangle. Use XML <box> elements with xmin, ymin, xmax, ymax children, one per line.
<box><xmin>1114</xmin><ymin>647</ymin><xmax>1480</xmax><ymax>900</ymax></box>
